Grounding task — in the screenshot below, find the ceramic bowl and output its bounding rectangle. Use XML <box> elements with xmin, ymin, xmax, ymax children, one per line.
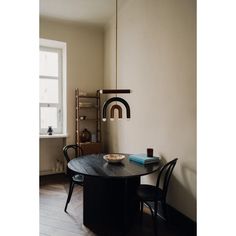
<box><xmin>103</xmin><ymin>154</ymin><xmax>125</xmax><ymax>163</ymax></box>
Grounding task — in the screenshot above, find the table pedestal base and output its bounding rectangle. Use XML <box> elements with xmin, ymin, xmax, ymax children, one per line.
<box><xmin>83</xmin><ymin>175</ymin><xmax>140</xmax><ymax>234</ymax></box>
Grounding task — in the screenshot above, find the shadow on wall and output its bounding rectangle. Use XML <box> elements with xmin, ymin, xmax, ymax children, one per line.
<box><xmin>103</xmin><ymin>121</ymin><xmax>119</xmax><ymax>153</ymax></box>
<box><xmin>141</xmin><ymin>157</ymin><xmax>196</xmax><ymax>221</ymax></box>
<box><xmin>168</xmin><ymin>163</ymin><xmax>196</xmax><ymax>221</ymax></box>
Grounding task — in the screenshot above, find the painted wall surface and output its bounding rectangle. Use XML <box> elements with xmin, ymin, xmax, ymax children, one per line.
<box><xmin>104</xmin><ymin>0</ymin><xmax>196</xmax><ymax>221</ymax></box>
<box><xmin>40</xmin><ymin>138</ymin><xmax>65</xmax><ymax>172</ymax></box>
<box><xmin>40</xmin><ymin>18</ymin><xmax>104</xmax><ymax>172</ymax></box>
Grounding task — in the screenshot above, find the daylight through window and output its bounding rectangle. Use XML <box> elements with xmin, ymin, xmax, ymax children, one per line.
<box><xmin>39</xmin><ymin>39</ymin><xmax>67</xmax><ymax>135</ymax></box>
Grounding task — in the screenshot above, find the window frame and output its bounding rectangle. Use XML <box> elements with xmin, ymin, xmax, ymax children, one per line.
<box><xmin>39</xmin><ymin>38</ymin><xmax>67</xmax><ymax>136</ymax></box>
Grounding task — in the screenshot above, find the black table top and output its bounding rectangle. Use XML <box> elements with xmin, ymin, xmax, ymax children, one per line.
<box><xmin>68</xmin><ymin>153</ymin><xmax>162</xmax><ymax>178</ymax></box>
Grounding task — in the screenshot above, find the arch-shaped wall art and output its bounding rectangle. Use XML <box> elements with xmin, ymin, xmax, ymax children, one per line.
<box><xmin>110</xmin><ymin>104</ymin><xmax>122</xmax><ymax>119</ymax></box>
<box><xmin>102</xmin><ymin>97</ymin><xmax>131</xmax><ymax>121</ymax></box>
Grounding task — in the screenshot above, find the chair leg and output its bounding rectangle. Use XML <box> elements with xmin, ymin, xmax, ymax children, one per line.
<box><xmin>64</xmin><ymin>180</ymin><xmax>75</xmax><ymax>212</ymax></box>
<box><xmin>162</xmin><ymin>201</ymin><xmax>168</xmax><ymax>221</ymax></box>
<box><xmin>140</xmin><ymin>201</ymin><xmax>144</xmax><ymax>224</ymax></box>
<box><xmin>152</xmin><ymin>201</ymin><xmax>158</xmax><ymax>236</ymax></box>
<box><xmin>143</xmin><ymin>202</ymin><xmax>157</xmax><ymax>235</ymax></box>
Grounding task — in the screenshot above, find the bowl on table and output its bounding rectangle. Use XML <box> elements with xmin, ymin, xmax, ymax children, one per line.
<box><xmin>103</xmin><ymin>154</ymin><xmax>125</xmax><ymax>163</ymax></box>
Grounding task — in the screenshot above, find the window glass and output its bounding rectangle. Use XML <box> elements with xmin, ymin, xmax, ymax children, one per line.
<box><xmin>40</xmin><ymin>38</ymin><xmax>66</xmax><ymax>135</ymax></box>
<box><xmin>40</xmin><ymin>79</ymin><xmax>59</xmax><ymax>103</ymax></box>
<box><xmin>40</xmin><ymin>107</ymin><xmax>58</xmax><ymax>129</ymax></box>
<box><xmin>40</xmin><ymin>51</ymin><xmax>58</xmax><ymax>77</ymax></box>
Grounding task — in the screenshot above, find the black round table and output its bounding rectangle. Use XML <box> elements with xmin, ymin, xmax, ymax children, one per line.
<box><xmin>68</xmin><ymin>153</ymin><xmax>162</xmax><ymax>234</ymax></box>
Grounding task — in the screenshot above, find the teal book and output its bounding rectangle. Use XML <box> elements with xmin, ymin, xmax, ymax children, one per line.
<box><xmin>128</xmin><ymin>154</ymin><xmax>160</xmax><ymax>165</ymax></box>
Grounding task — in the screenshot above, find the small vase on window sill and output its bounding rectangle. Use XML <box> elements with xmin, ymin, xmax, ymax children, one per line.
<box><xmin>47</xmin><ymin>126</ymin><xmax>53</xmax><ymax>135</ymax></box>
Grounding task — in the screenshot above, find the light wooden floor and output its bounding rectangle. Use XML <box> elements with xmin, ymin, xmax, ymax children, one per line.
<box><xmin>40</xmin><ymin>175</ymin><xmax>193</xmax><ymax>236</ymax></box>
<box><xmin>40</xmin><ymin>178</ymin><xmax>95</xmax><ymax>236</ymax></box>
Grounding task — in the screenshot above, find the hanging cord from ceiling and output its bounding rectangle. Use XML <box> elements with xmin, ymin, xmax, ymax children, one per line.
<box><xmin>115</xmin><ymin>0</ymin><xmax>118</xmax><ymax>97</ymax></box>
<box><xmin>99</xmin><ymin>0</ymin><xmax>131</xmax><ymax>121</ymax></box>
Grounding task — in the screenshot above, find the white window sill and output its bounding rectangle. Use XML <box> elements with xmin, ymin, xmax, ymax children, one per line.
<box><xmin>40</xmin><ymin>134</ymin><xmax>68</xmax><ymax>139</ymax></box>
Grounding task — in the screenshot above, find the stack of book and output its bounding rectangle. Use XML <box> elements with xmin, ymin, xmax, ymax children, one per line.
<box><xmin>128</xmin><ymin>154</ymin><xmax>160</xmax><ymax>165</ymax></box>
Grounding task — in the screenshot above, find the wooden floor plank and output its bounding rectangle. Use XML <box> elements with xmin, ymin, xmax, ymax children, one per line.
<box><xmin>40</xmin><ymin>223</ymin><xmax>94</xmax><ymax>236</ymax></box>
<box><xmin>40</xmin><ymin>174</ymin><xmax>195</xmax><ymax>236</ymax></box>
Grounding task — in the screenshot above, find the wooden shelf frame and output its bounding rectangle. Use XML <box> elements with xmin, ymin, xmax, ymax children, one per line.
<box><xmin>75</xmin><ymin>89</ymin><xmax>102</xmax><ymax>154</ymax></box>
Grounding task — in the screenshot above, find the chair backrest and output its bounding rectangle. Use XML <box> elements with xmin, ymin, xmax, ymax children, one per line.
<box><xmin>63</xmin><ymin>144</ymin><xmax>84</xmax><ymax>163</ymax></box>
<box><xmin>156</xmin><ymin>158</ymin><xmax>178</xmax><ymax>201</ymax></box>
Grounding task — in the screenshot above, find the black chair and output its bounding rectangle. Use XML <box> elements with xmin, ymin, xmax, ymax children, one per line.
<box><xmin>63</xmin><ymin>144</ymin><xmax>84</xmax><ymax>212</ymax></box>
<box><xmin>137</xmin><ymin>158</ymin><xmax>178</xmax><ymax>232</ymax></box>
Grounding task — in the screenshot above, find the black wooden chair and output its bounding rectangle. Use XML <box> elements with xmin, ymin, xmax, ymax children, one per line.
<box><xmin>137</xmin><ymin>158</ymin><xmax>178</xmax><ymax>233</ymax></box>
<box><xmin>63</xmin><ymin>144</ymin><xmax>84</xmax><ymax>212</ymax></box>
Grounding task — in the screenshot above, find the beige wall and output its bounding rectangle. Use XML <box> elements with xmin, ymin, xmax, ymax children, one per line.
<box><xmin>40</xmin><ymin>138</ymin><xmax>65</xmax><ymax>172</ymax></box>
<box><xmin>104</xmin><ymin>0</ymin><xmax>196</xmax><ymax>221</ymax></box>
<box><xmin>40</xmin><ymin>18</ymin><xmax>104</xmax><ymax>172</ymax></box>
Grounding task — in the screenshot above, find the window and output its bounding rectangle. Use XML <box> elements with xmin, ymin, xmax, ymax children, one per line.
<box><xmin>39</xmin><ymin>39</ymin><xmax>67</xmax><ymax>135</ymax></box>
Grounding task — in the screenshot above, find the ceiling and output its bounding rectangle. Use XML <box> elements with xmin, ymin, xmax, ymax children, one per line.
<box><xmin>40</xmin><ymin>0</ymin><xmax>116</xmax><ymax>27</ymax></box>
